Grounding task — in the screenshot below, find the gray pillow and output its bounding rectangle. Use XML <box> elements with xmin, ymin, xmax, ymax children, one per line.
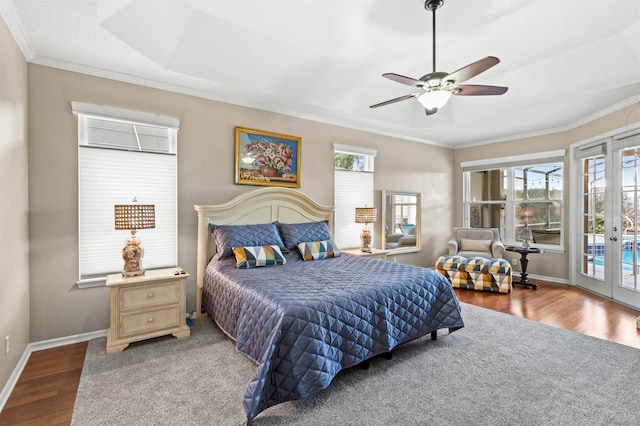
<box><xmin>211</xmin><ymin>222</ymin><xmax>285</xmax><ymax>258</ymax></box>
<box><xmin>278</xmin><ymin>221</ymin><xmax>332</xmax><ymax>250</ymax></box>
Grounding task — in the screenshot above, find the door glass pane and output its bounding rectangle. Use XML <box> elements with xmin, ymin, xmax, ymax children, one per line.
<box><xmin>621</xmin><ymin>147</ymin><xmax>640</xmax><ymax>292</ymax></box>
<box><xmin>582</xmin><ymin>156</ymin><xmax>605</xmax><ymax>280</ymax></box>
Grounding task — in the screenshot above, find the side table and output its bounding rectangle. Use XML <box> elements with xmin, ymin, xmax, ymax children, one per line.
<box><xmin>505</xmin><ymin>246</ymin><xmax>544</xmax><ymax>289</ymax></box>
<box><xmin>342</xmin><ymin>248</ymin><xmax>390</xmax><ymax>261</ymax></box>
<box><xmin>106</xmin><ymin>267</ymin><xmax>190</xmax><ymax>354</ymax></box>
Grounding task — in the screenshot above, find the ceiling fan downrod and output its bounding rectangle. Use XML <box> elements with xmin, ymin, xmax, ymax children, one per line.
<box><xmin>424</xmin><ymin>0</ymin><xmax>444</xmax><ymax>73</ymax></box>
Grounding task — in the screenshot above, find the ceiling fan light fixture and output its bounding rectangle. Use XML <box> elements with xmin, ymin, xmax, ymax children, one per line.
<box><xmin>418</xmin><ymin>90</ymin><xmax>452</xmax><ymax>109</ymax></box>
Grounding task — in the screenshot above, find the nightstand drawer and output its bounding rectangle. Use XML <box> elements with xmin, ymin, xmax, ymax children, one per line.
<box><xmin>120</xmin><ymin>305</ymin><xmax>181</xmax><ymax>337</ymax></box>
<box><xmin>120</xmin><ymin>281</ymin><xmax>180</xmax><ymax>310</ymax></box>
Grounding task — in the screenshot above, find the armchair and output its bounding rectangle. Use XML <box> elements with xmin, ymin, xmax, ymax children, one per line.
<box><xmin>447</xmin><ymin>227</ymin><xmax>505</xmax><ymax>259</ymax></box>
<box><xmin>397</xmin><ymin>225</ymin><xmax>417</xmax><ymax>247</ymax></box>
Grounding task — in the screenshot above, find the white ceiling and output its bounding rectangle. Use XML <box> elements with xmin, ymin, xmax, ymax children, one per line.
<box><xmin>2</xmin><ymin>0</ymin><xmax>640</xmax><ymax>148</ymax></box>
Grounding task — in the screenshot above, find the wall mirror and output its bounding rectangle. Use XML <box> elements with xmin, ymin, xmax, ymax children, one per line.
<box><xmin>381</xmin><ymin>190</ymin><xmax>421</xmax><ymax>254</ymax></box>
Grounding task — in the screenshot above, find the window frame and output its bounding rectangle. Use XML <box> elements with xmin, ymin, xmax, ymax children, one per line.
<box><xmin>333</xmin><ymin>144</ymin><xmax>376</xmax><ymax>249</ymax></box>
<box><xmin>73</xmin><ymin>103</ymin><xmax>180</xmax><ymax>287</ymax></box>
<box><xmin>462</xmin><ymin>150</ymin><xmax>565</xmax><ymax>251</ymax></box>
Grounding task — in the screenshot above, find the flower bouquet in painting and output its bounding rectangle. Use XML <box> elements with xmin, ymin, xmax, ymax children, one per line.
<box><xmin>246</xmin><ymin>139</ymin><xmax>294</xmax><ymax>178</ymax></box>
<box><xmin>235</xmin><ymin>127</ymin><xmax>301</xmax><ymax>188</ymax></box>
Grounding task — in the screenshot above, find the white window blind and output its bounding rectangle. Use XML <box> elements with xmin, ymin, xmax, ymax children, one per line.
<box><xmin>334</xmin><ymin>170</ymin><xmax>374</xmax><ymax>249</ymax></box>
<box><xmin>75</xmin><ymin>105</ymin><xmax>178</xmax><ymax>285</ymax></box>
<box><xmin>78</xmin><ymin>148</ymin><xmax>177</xmax><ymax>281</ymax></box>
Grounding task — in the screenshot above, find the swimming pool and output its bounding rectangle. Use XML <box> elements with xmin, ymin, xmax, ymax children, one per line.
<box><xmin>590</xmin><ymin>249</ymin><xmax>638</xmax><ymax>271</ymax></box>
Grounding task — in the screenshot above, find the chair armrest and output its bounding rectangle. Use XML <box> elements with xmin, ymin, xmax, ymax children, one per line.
<box><xmin>447</xmin><ymin>239</ymin><xmax>458</xmax><ymax>255</ymax></box>
<box><xmin>491</xmin><ymin>240</ymin><xmax>505</xmax><ymax>258</ymax></box>
<box><xmin>386</xmin><ymin>233</ymin><xmax>403</xmax><ymax>243</ymax></box>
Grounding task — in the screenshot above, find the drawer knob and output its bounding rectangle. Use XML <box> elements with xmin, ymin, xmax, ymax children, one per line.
<box><xmin>147</xmin><ymin>316</ymin><xmax>155</xmax><ymax>323</ymax></box>
<box><xmin>147</xmin><ymin>292</ymin><xmax>155</xmax><ymax>298</ymax></box>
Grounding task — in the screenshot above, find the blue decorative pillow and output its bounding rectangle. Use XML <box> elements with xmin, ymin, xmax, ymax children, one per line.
<box><xmin>297</xmin><ymin>239</ymin><xmax>341</xmax><ymax>261</ymax></box>
<box><xmin>279</xmin><ymin>221</ymin><xmax>332</xmax><ymax>250</ymax></box>
<box><xmin>232</xmin><ymin>245</ymin><xmax>287</xmax><ymax>269</ymax></box>
<box><xmin>211</xmin><ymin>222</ymin><xmax>285</xmax><ymax>258</ymax></box>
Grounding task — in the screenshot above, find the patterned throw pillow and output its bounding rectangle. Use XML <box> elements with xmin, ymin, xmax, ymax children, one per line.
<box><xmin>297</xmin><ymin>239</ymin><xmax>341</xmax><ymax>261</ymax></box>
<box><xmin>232</xmin><ymin>245</ymin><xmax>287</xmax><ymax>269</ymax></box>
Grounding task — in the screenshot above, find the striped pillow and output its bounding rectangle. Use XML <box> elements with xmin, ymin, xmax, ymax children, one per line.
<box><xmin>232</xmin><ymin>245</ymin><xmax>287</xmax><ymax>269</ymax></box>
<box><xmin>297</xmin><ymin>239</ymin><xmax>341</xmax><ymax>261</ymax></box>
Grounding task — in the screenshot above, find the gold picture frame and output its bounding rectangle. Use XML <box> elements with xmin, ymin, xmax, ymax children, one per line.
<box><xmin>235</xmin><ymin>126</ymin><xmax>301</xmax><ymax>188</ymax></box>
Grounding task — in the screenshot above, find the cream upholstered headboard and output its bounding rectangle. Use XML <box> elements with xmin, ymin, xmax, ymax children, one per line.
<box><xmin>194</xmin><ymin>187</ymin><xmax>334</xmax><ymax>316</ymax></box>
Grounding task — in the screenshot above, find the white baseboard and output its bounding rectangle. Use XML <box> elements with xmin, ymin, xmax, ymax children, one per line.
<box><xmin>527</xmin><ymin>273</ymin><xmax>570</xmax><ymax>285</ymax></box>
<box><xmin>0</xmin><ymin>329</ymin><xmax>106</xmax><ymax>412</ymax></box>
<box><xmin>28</xmin><ymin>329</ymin><xmax>106</xmax><ymax>352</ymax></box>
<box><xmin>0</xmin><ymin>347</ymin><xmax>31</xmax><ymax>414</ymax></box>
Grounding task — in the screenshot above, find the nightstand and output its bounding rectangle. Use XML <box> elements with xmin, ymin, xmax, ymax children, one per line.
<box><xmin>106</xmin><ymin>267</ymin><xmax>190</xmax><ymax>354</ymax></box>
<box><xmin>343</xmin><ymin>248</ymin><xmax>390</xmax><ymax>261</ymax></box>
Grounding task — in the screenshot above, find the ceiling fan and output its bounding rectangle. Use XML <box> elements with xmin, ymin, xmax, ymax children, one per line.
<box><xmin>370</xmin><ymin>0</ymin><xmax>508</xmax><ymax>116</ymax></box>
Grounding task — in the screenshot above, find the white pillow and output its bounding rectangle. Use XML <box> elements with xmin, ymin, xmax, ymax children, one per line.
<box><xmin>460</xmin><ymin>238</ymin><xmax>492</xmax><ymax>253</ymax></box>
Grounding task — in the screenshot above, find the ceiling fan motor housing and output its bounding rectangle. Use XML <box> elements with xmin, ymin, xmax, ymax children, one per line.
<box><xmin>419</xmin><ymin>71</ymin><xmax>451</xmax><ymax>88</ymax></box>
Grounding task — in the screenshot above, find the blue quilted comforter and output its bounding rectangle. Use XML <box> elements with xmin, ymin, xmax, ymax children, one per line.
<box><xmin>202</xmin><ymin>252</ymin><xmax>464</xmax><ymax>423</ymax></box>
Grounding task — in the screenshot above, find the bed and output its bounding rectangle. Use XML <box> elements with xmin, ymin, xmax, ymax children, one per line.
<box><xmin>194</xmin><ymin>187</ymin><xmax>464</xmax><ymax>424</ymax></box>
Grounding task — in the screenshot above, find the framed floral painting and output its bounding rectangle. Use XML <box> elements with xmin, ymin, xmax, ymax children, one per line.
<box><xmin>235</xmin><ymin>126</ymin><xmax>301</xmax><ymax>188</ymax></box>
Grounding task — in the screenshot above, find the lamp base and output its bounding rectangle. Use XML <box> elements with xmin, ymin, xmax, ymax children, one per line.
<box><xmin>360</xmin><ymin>226</ymin><xmax>372</xmax><ymax>253</ymax></box>
<box><xmin>122</xmin><ymin>236</ymin><xmax>145</xmax><ymax>277</ymax></box>
<box><xmin>122</xmin><ymin>269</ymin><xmax>145</xmax><ymax>277</ymax></box>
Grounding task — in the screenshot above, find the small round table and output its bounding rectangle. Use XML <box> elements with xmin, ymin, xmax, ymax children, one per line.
<box><xmin>505</xmin><ymin>246</ymin><xmax>544</xmax><ymax>289</ymax></box>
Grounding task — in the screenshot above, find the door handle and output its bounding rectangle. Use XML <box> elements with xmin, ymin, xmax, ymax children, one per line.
<box><xmin>609</xmin><ymin>236</ymin><xmax>618</xmax><ymax>241</ymax></box>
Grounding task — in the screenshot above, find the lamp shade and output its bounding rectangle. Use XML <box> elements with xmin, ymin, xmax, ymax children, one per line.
<box><xmin>355</xmin><ymin>207</ymin><xmax>377</xmax><ymax>224</ymax></box>
<box><xmin>114</xmin><ymin>204</ymin><xmax>156</xmax><ymax>231</ymax></box>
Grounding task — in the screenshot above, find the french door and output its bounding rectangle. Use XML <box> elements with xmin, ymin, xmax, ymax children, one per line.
<box><xmin>573</xmin><ymin>130</ymin><xmax>640</xmax><ymax>309</ymax></box>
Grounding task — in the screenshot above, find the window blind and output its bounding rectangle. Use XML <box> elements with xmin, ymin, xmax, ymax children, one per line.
<box><xmin>613</xmin><ymin>132</ymin><xmax>640</xmax><ymax>152</ymax></box>
<box><xmin>78</xmin><ymin>146</ymin><xmax>177</xmax><ymax>281</ymax></box>
<box><xmin>334</xmin><ymin>169</ymin><xmax>374</xmax><ymax>249</ymax></box>
<box><xmin>461</xmin><ymin>150</ymin><xmax>565</xmax><ymax>172</ymax></box>
<box><xmin>574</xmin><ymin>140</ymin><xmax>607</xmax><ymax>159</ymax></box>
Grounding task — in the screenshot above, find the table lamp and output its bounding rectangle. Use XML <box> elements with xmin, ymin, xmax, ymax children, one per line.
<box><xmin>355</xmin><ymin>207</ymin><xmax>377</xmax><ymax>253</ymax></box>
<box><xmin>114</xmin><ymin>201</ymin><xmax>155</xmax><ymax>276</ymax></box>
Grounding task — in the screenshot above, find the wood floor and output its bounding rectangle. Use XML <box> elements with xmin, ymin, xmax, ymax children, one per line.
<box><xmin>1</xmin><ymin>280</ymin><xmax>639</xmax><ymax>425</ymax></box>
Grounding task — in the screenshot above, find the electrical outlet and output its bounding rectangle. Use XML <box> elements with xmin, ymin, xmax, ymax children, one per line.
<box><xmin>5</xmin><ymin>335</ymin><xmax>9</xmax><ymax>355</ymax></box>
<box><xmin>511</xmin><ymin>258</ymin><xmax>517</xmax><ymax>266</ymax></box>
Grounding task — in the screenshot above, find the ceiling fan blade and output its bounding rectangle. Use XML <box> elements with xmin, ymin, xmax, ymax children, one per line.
<box><xmin>454</xmin><ymin>84</ymin><xmax>508</xmax><ymax>96</ymax></box>
<box><xmin>382</xmin><ymin>73</ymin><xmax>424</xmax><ymax>88</ymax></box>
<box><xmin>446</xmin><ymin>56</ymin><xmax>500</xmax><ymax>84</ymax></box>
<box><xmin>425</xmin><ymin>107</ymin><xmax>438</xmax><ymax>116</ymax></box>
<box><xmin>369</xmin><ymin>93</ymin><xmax>419</xmax><ymax>108</ymax></box>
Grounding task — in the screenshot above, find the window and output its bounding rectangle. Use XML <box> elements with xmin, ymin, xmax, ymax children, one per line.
<box><xmin>462</xmin><ymin>151</ymin><xmax>565</xmax><ymax>248</ymax></box>
<box><xmin>333</xmin><ymin>144</ymin><xmax>376</xmax><ymax>249</ymax></box>
<box><xmin>73</xmin><ymin>103</ymin><xmax>180</xmax><ymax>286</ymax></box>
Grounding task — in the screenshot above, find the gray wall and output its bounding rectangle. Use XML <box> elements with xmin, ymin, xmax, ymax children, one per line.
<box><xmin>0</xmin><ymin>15</ymin><xmax>29</xmax><ymax>392</ymax></box>
<box><xmin>27</xmin><ymin>64</ymin><xmax>456</xmax><ymax>342</ymax></box>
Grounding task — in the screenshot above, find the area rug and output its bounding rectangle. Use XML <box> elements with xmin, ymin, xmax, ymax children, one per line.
<box><xmin>71</xmin><ymin>303</ymin><xmax>640</xmax><ymax>425</ymax></box>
